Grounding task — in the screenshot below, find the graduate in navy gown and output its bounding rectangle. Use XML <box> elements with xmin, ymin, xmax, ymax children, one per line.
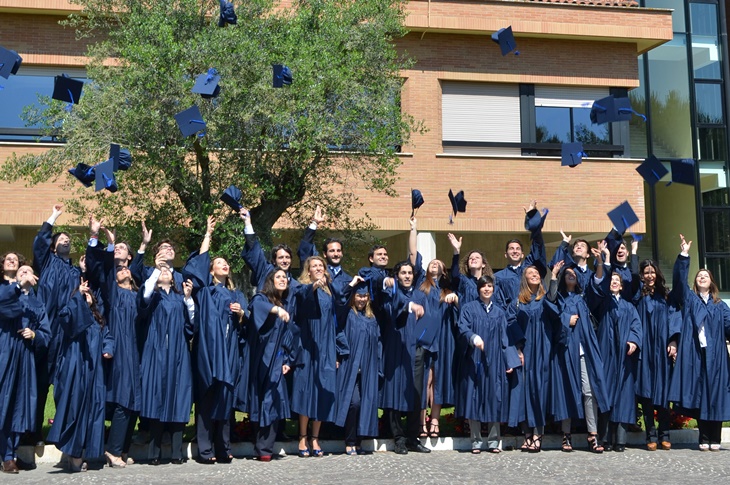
<box><xmin>602</xmin><ymin>229</ymin><xmax>640</xmax><ymax>301</ymax></box>
<box><xmin>456</xmin><ymin>275</ymin><xmax>521</xmax><ymax>454</ymax></box>
<box><xmin>631</xmin><ymin>241</ymin><xmax>681</xmax><ymax>451</ymax></box>
<box><xmin>0</xmin><ymin>266</ymin><xmax>50</xmax><ymax>473</ymax></box>
<box><xmin>545</xmin><ymin>259</ymin><xmax>609</xmax><ymax>454</ymax></box>
<box><xmin>547</xmin><ymin>230</ymin><xmax>595</xmax><ymax>291</ymax></box>
<box><xmin>85</xmin><ymin>217</ymin><xmax>141</xmax><ymax>468</ymax></box>
<box><xmin>334</xmin><ymin>275</ymin><xmax>381</xmax><ymax>455</ymax></box>
<box><xmin>47</xmin><ymin>282</ymin><xmax>114</xmax><ymax>472</ymax></box>
<box><xmin>291</xmin><ymin>256</ymin><xmax>349</xmax><ymax>457</ymax></box>
<box><xmin>494</xmin><ymin>200</ymin><xmax>548</xmax><ymax>318</ymax></box>
<box><xmin>138</xmin><ymin>264</ymin><xmax>195</xmax><ymax>465</ymax></box>
<box><xmin>130</xmin><ymin>221</ymin><xmax>185</xmax><ymax>290</ymax></box>
<box><xmin>32</xmin><ymin>204</ymin><xmax>81</xmax><ymax>445</ymax></box>
<box><xmin>380</xmin><ymin>260</ymin><xmax>431</xmax><ymax>455</ymax></box>
<box><xmin>590</xmin><ymin>247</ymin><xmax>642</xmax><ymax>453</ymax></box>
<box><xmin>447</xmin><ymin>233</ymin><xmax>493</xmax><ymax>306</ymax></box>
<box><xmin>297</xmin><ymin>205</ymin><xmax>352</xmax><ymax>299</ymax></box>
<box><xmin>247</xmin><ymin>269</ymin><xmax>299</xmax><ymax>461</ymax></box>
<box><xmin>1</xmin><ymin>252</ymin><xmax>26</xmax><ymax>286</ymax></box>
<box><xmin>183</xmin><ymin>216</ymin><xmax>248</xmax><ymax>464</ymax></box>
<box><xmin>410</xmin><ymin>217</ymin><xmax>459</xmax><ymax>438</ymax></box>
<box><xmin>670</xmin><ymin>235</ymin><xmax>730</xmax><ymax>451</ymax></box>
<box><xmin>507</xmin><ymin>264</ymin><xmax>551</xmax><ymax>452</ymax></box>
<box><xmin>239</xmin><ymin>208</ymin><xmax>300</xmax><ymax>291</ymax></box>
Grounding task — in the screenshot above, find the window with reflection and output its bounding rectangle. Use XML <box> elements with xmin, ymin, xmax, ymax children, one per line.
<box><xmin>705</xmin><ymin>256</ymin><xmax>730</xmax><ymax>292</ymax></box>
<box><xmin>644</xmin><ymin>0</ymin><xmax>686</xmax><ymax>33</ymax></box>
<box><xmin>690</xmin><ymin>2</ymin><xmax>722</xmax><ymax>80</ymax></box>
<box><xmin>534</xmin><ymin>106</ymin><xmax>610</xmax><ymax>155</ymax></box>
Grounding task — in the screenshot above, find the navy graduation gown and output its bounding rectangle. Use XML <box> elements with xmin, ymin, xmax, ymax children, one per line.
<box><xmin>506</xmin><ymin>294</ymin><xmax>552</xmax><ymax>427</ymax></box>
<box><xmin>85</xmin><ymin>245</ymin><xmax>142</xmax><ymax>412</ymax></box>
<box><xmin>33</xmin><ymin>222</ymin><xmax>81</xmax><ymax>379</ymax></box>
<box><xmin>47</xmin><ymin>292</ymin><xmax>114</xmax><ymax>458</ymax></box>
<box><xmin>291</xmin><ymin>283</ymin><xmax>349</xmax><ymax>421</ymax></box>
<box><xmin>548</xmin><ymin>241</ymin><xmax>595</xmax><ymax>291</ymax></box>
<box><xmin>0</xmin><ymin>286</ymin><xmax>51</xmax><ymax>435</ymax></box>
<box><xmin>494</xmin><ymin>208</ymin><xmax>548</xmax><ymax>317</ymax></box>
<box><xmin>297</xmin><ymin>227</ymin><xmax>353</xmax><ymax>299</ymax></box>
<box><xmin>183</xmin><ymin>251</ymin><xmax>248</xmax><ymax>419</ymax></box>
<box><xmin>455</xmin><ymin>300</ymin><xmax>520</xmax><ymax>423</ymax></box>
<box><xmin>590</xmin><ymin>278</ymin><xmax>642</xmax><ymax>424</ymax></box>
<box><xmin>633</xmin><ymin>288</ymin><xmax>681</xmax><ymax>408</ymax></box>
<box><xmin>138</xmin><ymin>286</ymin><xmax>193</xmax><ymax>423</ymax></box>
<box><xmin>334</xmin><ymin>290</ymin><xmax>381</xmax><ymax>436</ymax></box>
<box><xmin>379</xmin><ymin>283</ymin><xmax>428</xmax><ymax>412</ymax></box>
<box><xmin>669</xmin><ymin>255</ymin><xmax>730</xmax><ymax>421</ymax></box>
<box><xmin>545</xmin><ymin>290</ymin><xmax>609</xmax><ymax>422</ymax></box>
<box><xmin>450</xmin><ymin>254</ymin><xmax>480</xmax><ymax>306</ymax></box>
<box><xmin>247</xmin><ymin>293</ymin><xmax>298</xmax><ymax>427</ymax></box>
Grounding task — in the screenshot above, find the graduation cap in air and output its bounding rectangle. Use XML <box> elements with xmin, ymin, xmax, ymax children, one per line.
<box><xmin>0</xmin><ymin>46</ymin><xmax>22</xmax><ymax>80</ymax></box>
<box><xmin>218</xmin><ymin>0</ymin><xmax>237</xmax><ymax>27</ymax></box>
<box><xmin>635</xmin><ymin>155</ymin><xmax>668</xmax><ymax>186</ymax></box>
<box><xmin>561</xmin><ymin>142</ymin><xmax>586</xmax><ymax>168</ymax></box>
<box><xmin>607</xmin><ymin>201</ymin><xmax>639</xmax><ymax>236</ymax></box>
<box><xmin>590</xmin><ymin>95</ymin><xmax>646</xmax><ymax>125</ymax></box>
<box><xmin>411</xmin><ymin>189</ymin><xmax>424</xmax><ymax>217</ymax></box>
<box><xmin>108</xmin><ymin>144</ymin><xmax>132</xmax><ymax>172</ymax></box>
<box><xmin>448</xmin><ymin>189</ymin><xmax>467</xmax><ymax>224</ymax></box>
<box><xmin>68</xmin><ymin>163</ymin><xmax>96</xmax><ymax>188</ymax></box>
<box><xmin>174</xmin><ymin>105</ymin><xmax>206</xmax><ymax>137</ymax></box>
<box><xmin>491</xmin><ymin>26</ymin><xmax>519</xmax><ymax>56</ymax></box>
<box><xmin>670</xmin><ymin>159</ymin><xmax>696</xmax><ymax>186</ymax></box>
<box><xmin>272</xmin><ymin>65</ymin><xmax>293</xmax><ymax>88</ymax></box>
<box><xmin>220</xmin><ymin>185</ymin><xmax>243</xmax><ymax>211</ymax></box>
<box><xmin>52</xmin><ymin>74</ymin><xmax>84</xmax><ymax>111</ymax></box>
<box><xmin>192</xmin><ymin>68</ymin><xmax>221</xmax><ymax>99</ymax></box>
<box><xmin>94</xmin><ymin>158</ymin><xmax>117</xmax><ymax>193</ymax></box>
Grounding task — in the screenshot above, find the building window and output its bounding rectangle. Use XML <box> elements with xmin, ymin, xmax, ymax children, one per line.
<box><xmin>441</xmin><ymin>81</ymin><xmax>521</xmax><ymax>156</ymax></box>
<box><xmin>0</xmin><ymin>67</ymin><xmax>87</xmax><ymax>142</ymax></box>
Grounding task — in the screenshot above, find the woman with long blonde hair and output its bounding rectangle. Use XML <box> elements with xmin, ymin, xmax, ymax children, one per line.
<box><xmin>292</xmin><ymin>256</ymin><xmax>349</xmax><ymax>457</ymax></box>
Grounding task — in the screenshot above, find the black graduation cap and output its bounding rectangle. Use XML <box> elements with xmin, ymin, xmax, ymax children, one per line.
<box><xmin>94</xmin><ymin>158</ymin><xmax>117</xmax><ymax>193</ymax></box>
<box><xmin>615</xmin><ymin>96</ymin><xmax>647</xmax><ymax>122</ymax></box>
<box><xmin>52</xmin><ymin>74</ymin><xmax>84</xmax><ymax>109</ymax></box>
<box><xmin>117</xmin><ymin>148</ymin><xmax>132</xmax><ymax>171</ymax></box>
<box><xmin>68</xmin><ymin>163</ymin><xmax>95</xmax><ymax>188</ymax></box>
<box><xmin>411</xmin><ymin>189</ymin><xmax>424</xmax><ymax>217</ymax></box>
<box><xmin>590</xmin><ymin>95</ymin><xmax>618</xmax><ymax>125</ymax></box>
<box><xmin>220</xmin><ymin>185</ymin><xmax>243</xmax><ymax>211</ymax></box>
<box><xmin>353</xmin><ymin>279</ymin><xmax>370</xmax><ymax>295</ymax></box>
<box><xmin>670</xmin><ymin>158</ymin><xmax>696</xmax><ymax>186</ymax></box>
<box><xmin>192</xmin><ymin>68</ymin><xmax>221</xmax><ymax>99</ymax></box>
<box><xmin>0</xmin><ymin>46</ymin><xmax>22</xmax><ymax>80</ymax></box>
<box><xmin>561</xmin><ymin>142</ymin><xmax>586</xmax><ymax>168</ymax></box>
<box><xmin>218</xmin><ymin>0</ymin><xmax>237</xmax><ymax>27</ymax></box>
<box><xmin>635</xmin><ymin>155</ymin><xmax>668</xmax><ymax>186</ymax></box>
<box><xmin>174</xmin><ymin>105</ymin><xmax>207</xmax><ymax>137</ymax></box>
<box><xmin>607</xmin><ymin>201</ymin><xmax>639</xmax><ymax>235</ymax></box>
<box><xmin>448</xmin><ymin>189</ymin><xmax>467</xmax><ymax>224</ymax></box>
<box><xmin>491</xmin><ymin>26</ymin><xmax>519</xmax><ymax>56</ymax></box>
<box><xmin>272</xmin><ymin>64</ymin><xmax>293</xmax><ymax>88</ymax></box>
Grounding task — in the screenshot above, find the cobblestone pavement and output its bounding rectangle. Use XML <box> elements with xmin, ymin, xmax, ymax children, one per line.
<box><xmin>6</xmin><ymin>445</ymin><xmax>730</xmax><ymax>485</ymax></box>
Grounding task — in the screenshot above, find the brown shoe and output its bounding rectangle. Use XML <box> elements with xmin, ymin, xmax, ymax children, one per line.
<box><xmin>2</xmin><ymin>459</ymin><xmax>19</xmax><ymax>474</ymax></box>
<box><xmin>660</xmin><ymin>441</ymin><xmax>671</xmax><ymax>450</ymax></box>
<box><xmin>646</xmin><ymin>442</ymin><xmax>657</xmax><ymax>451</ymax></box>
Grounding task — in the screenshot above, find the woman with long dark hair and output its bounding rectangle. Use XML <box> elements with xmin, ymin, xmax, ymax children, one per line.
<box><xmin>47</xmin><ymin>281</ymin><xmax>114</xmax><ymax>472</ymax></box>
<box><xmin>670</xmin><ymin>235</ymin><xmax>730</xmax><ymax>451</ymax></box>
<box><xmin>633</xmin><ymin>251</ymin><xmax>680</xmax><ymax>451</ymax></box>
<box><xmin>247</xmin><ymin>269</ymin><xmax>298</xmax><ymax>461</ymax></box>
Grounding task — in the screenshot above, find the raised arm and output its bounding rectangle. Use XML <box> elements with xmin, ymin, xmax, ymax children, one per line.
<box><xmin>200</xmin><ymin>215</ymin><xmax>215</xmax><ymax>254</ymax></box>
<box><xmin>298</xmin><ymin>205</ymin><xmax>324</xmax><ymax>265</ymax></box>
<box><xmin>524</xmin><ymin>200</ymin><xmax>547</xmax><ymax>270</ymax></box>
<box><xmin>408</xmin><ymin>216</ymin><xmax>418</xmax><ymax>267</ymax></box>
<box><xmin>447</xmin><ymin>233</ymin><xmax>462</xmax><ymax>281</ymax></box>
<box><xmin>32</xmin><ymin>204</ymin><xmax>63</xmax><ymax>274</ymax></box>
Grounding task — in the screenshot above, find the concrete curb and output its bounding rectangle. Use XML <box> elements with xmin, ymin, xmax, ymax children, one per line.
<box><xmin>17</xmin><ymin>428</ymin><xmax>730</xmax><ymax>463</ymax></box>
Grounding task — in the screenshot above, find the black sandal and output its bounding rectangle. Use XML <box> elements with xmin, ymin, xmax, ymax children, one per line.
<box><xmin>429</xmin><ymin>420</ymin><xmax>440</xmax><ymax>438</ymax></box>
<box><xmin>527</xmin><ymin>435</ymin><xmax>542</xmax><ymax>453</ymax></box>
<box><xmin>587</xmin><ymin>434</ymin><xmax>604</xmax><ymax>454</ymax></box>
<box><xmin>562</xmin><ymin>433</ymin><xmax>573</xmax><ymax>452</ymax></box>
<box><xmin>520</xmin><ymin>434</ymin><xmax>533</xmax><ymax>452</ymax></box>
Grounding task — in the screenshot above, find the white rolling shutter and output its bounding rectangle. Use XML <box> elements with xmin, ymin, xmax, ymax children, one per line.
<box><xmin>534</xmin><ymin>86</ymin><xmax>609</xmax><ymax>109</ymax></box>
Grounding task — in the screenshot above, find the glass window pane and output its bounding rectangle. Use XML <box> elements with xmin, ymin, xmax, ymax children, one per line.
<box><xmin>0</xmin><ymin>75</ymin><xmax>54</xmax><ymax>130</ymax></box>
<box><xmin>705</xmin><ymin>256</ymin><xmax>730</xmax><ymax>291</ymax></box>
<box><xmin>695</xmin><ymin>83</ymin><xmax>724</xmax><ymax>124</ymax></box>
<box><xmin>703</xmin><ymin>209</ymin><xmax>730</xmax><ymax>252</ymax></box>
<box><xmin>644</xmin><ymin>0</ymin><xmax>686</xmax><ymax>33</ymax></box>
<box><xmin>646</xmin><ymin>35</ymin><xmax>693</xmax><ymax>158</ymax></box>
<box><xmin>535</xmin><ymin>107</ymin><xmax>570</xmax><ymax>143</ymax></box>
<box><xmin>629</xmin><ymin>59</ymin><xmax>648</xmax><ymax>158</ymax></box>
<box><xmin>690</xmin><ymin>3</ymin><xmax>722</xmax><ymax>79</ymax></box>
<box><xmin>573</xmin><ymin>108</ymin><xmax>609</xmax><ymax>144</ymax></box>
<box><xmin>700</xmin><ymin>161</ymin><xmax>730</xmax><ymax>207</ymax></box>
<box><xmin>698</xmin><ymin>127</ymin><xmax>727</xmax><ymax>161</ymax></box>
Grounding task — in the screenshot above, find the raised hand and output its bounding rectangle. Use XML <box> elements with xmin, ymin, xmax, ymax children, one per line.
<box><xmin>89</xmin><ymin>215</ymin><xmax>103</xmax><ymax>236</ymax></box>
<box><xmin>239</xmin><ymin>207</ymin><xmax>251</xmax><ymax>223</ymax></box>
<box><xmin>182</xmin><ymin>279</ymin><xmax>193</xmax><ymax>298</ymax></box>
<box><xmin>552</xmin><ymin>260</ymin><xmax>564</xmax><ymax>279</ymax></box>
<box><xmin>154</xmin><ymin>252</ymin><xmax>169</xmax><ymax>270</ymax></box>
<box><xmin>409</xmin><ymin>216</ymin><xmax>417</xmax><ymax>231</ymax></box>
<box><xmin>560</xmin><ymin>229</ymin><xmax>571</xmax><ymax>244</ymax></box>
<box><xmin>447</xmin><ymin>233</ymin><xmax>462</xmax><ymax>254</ymax></box>
<box><xmin>103</xmin><ymin>226</ymin><xmax>116</xmax><ymax>245</ymax></box>
<box><xmin>206</xmin><ymin>215</ymin><xmax>217</xmax><ymax>235</ymax></box>
<box><xmin>312</xmin><ymin>205</ymin><xmax>325</xmax><ymax>225</ymax></box>
<box><xmin>524</xmin><ymin>199</ymin><xmax>537</xmax><ymax>213</ymax></box>
<box><xmin>679</xmin><ymin>234</ymin><xmax>692</xmax><ymax>255</ymax></box>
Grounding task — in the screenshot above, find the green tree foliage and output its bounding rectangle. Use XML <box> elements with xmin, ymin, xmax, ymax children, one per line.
<box><xmin>0</xmin><ymin>0</ymin><xmax>419</xmax><ymax>272</ymax></box>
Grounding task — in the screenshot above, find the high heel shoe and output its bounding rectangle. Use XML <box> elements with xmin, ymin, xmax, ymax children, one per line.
<box><xmin>310</xmin><ymin>435</ymin><xmax>324</xmax><ymax>457</ymax></box>
<box><xmin>297</xmin><ymin>435</ymin><xmax>310</xmax><ymax>458</ymax></box>
<box><xmin>105</xmin><ymin>451</ymin><xmax>127</xmax><ymax>468</ymax></box>
<box><xmin>68</xmin><ymin>457</ymin><xmax>88</xmax><ymax>473</ymax></box>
